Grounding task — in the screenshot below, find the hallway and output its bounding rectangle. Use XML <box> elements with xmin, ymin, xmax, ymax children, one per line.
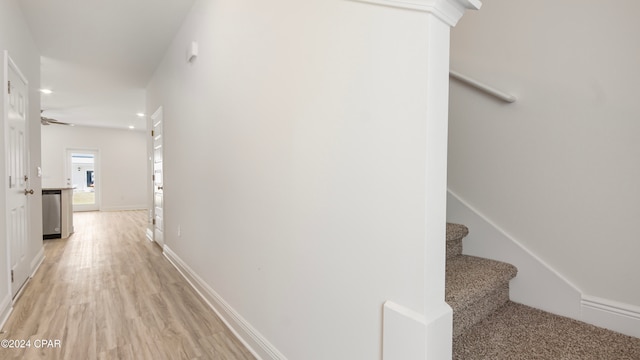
<box><xmin>0</xmin><ymin>211</ymin><xmax>255</xmax><ymax>360</ymax></box>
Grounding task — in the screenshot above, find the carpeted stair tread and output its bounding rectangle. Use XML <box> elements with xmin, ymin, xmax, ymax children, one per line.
<box><xmin>446</xmin><ymin>223</ymin><xmax>468</xmax><ymax>259</ymax></box>
<box><xmin>446</xmin><ymin>255</ymin><xmax>517</xmax><ymax>311</ymax></box>
<box><xmin>453</xmin><ymin>301</ymin><xmax>640</xmax><ymax>359</ymax></box>
<box><xmin>446</xmin><ymin>223</ymin><xmax>469</xmax><ymax>243</ymax></box>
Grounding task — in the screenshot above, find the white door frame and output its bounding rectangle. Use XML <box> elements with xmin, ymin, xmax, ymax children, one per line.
<box><xmin>65</xmin><ymin>148</ymin><xmax>100</xmax><ymax>212</ymax></box>
<box><xmin>150</xmin><ymin>106</ymin><xmax>164</xmax><ymax>249</ymax></box>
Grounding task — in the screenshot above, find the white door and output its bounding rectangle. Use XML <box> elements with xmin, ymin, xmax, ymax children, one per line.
<box><xmin>151</xmin><ymin>107</ymin><xmax>164</xmax><ymax>248</ymax></box>
<box><xmin>66</xmin><ymin>149</ymin><xmax>99</xmax><ymax>212</ymax></box>
<box><xmin>5</xmin><ymin>53</ymin><xmax>32</xmax><ymax>298</ymax></box>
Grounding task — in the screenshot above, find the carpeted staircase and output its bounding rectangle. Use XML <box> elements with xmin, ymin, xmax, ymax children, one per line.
<box><xmin>445</xmin><ymin>223</ymin><xmax>517</xmax><ymax>337</ymax></box>
<box><xmin>445</xmin><ymin>223</ymin><xmax>640</xmax><ymax>359</ymax></box>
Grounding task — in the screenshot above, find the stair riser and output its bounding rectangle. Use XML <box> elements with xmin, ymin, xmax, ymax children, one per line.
<box><xmin>447</xmin><ymin>239</ymin><xmax>462</xmax><ymax>259</ymax></box>
<box><xmin>453</xmin><ymin>283</ymin><xmax>510</xmax><ymax>338</ymax></box>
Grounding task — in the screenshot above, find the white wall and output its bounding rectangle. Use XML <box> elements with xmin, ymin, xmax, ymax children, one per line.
<box><xmin>448</xmin><ymin>0</ymin><xmax>640</xmax><ymax>307</ymax></box>
<box><xmin>146</xmin><ymin>0</ymin><xmax>472</xmax><ymax>358</ymax></box>
<box><xmin>0</xmin><ymin>0</ymin><xmax>43</xmax><ymax>325</ymax></box>
<box><xmin>41</xmin><ymin>125</ymin><xmax>147</xmax><ymax>211</ymax></box>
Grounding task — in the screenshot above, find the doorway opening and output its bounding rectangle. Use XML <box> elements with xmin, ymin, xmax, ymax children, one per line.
<box><xmin>151</xmin><ymin>107</ymin><xmax>164</xmax><ymax>249</ymax></box>
<box><xmin>66</xmin><ymin>149</ymin><xmax>99</xmax><ymax>211</ymax></box>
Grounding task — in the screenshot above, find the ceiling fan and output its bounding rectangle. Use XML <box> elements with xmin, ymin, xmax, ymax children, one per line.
<box><xmin>41</xmin><ymin>110</ymin><xmax>73</xmax><ymax>126</ymax></box>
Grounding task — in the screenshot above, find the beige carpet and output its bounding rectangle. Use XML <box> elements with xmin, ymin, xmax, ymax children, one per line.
<box><xmin>454</xmin><ymin>301</ymin><xmax>640</xmax><ymax>359</ymax></box>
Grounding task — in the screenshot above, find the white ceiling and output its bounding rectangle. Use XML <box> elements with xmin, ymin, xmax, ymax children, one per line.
<box><xmin>19</xmin><ymin>0</ymin><xmax>196</xmax><ymax>130</ymax></box>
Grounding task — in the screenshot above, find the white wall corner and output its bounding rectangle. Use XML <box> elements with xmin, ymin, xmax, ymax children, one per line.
<box><xmin>346</xmin><ymin>0</ymin><xmax>481</xmax><ymax>27</ymax></box>
<box><xmin>163</xmin><ymin>246</ymin><xmax>287</xmax><ymax>360</ymax></box>
<box><xmin>581</xmin><ymin>295</ymin><xmax>640</xmax><ymax>339</ymax></box>
<box><xmin>382</xmin><ymin>301</ymin><xmax>452</xmax><ymax>360</ymax></box>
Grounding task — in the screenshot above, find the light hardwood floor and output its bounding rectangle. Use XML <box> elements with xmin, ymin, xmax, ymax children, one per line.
<box><xmin>0</xmin><ymin>211</ymin><xmax>256</xmax><ymax>360</ymax></box>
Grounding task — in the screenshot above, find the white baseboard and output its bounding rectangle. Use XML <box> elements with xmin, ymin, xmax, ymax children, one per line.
<box><xmin>582</xmin><ymin>295</ymin><xmax>640</xmax><ymax>338</ymax></box>
<box><xmin>0</xmin><ymin>294</ymin><xmax>13</xmax><ymax>330</ymax></box>
<box><xmin>424</xmin><ymin>301</ymin><xmax>454</xmax><ymax>359</ymax></box>
<box><xmin>30</xmin><ymin>246</ymin><xmax>45</xmax><ymax>277</ymax></box>
<box><xmin>100</xmin><ymin>205</ymin><xmax>147</xmax><ymax>212</ymax></box>
<box><xmin>383</xmin><ymin>301</ymin><xmax>427</xmax><ymax>359</ymax></box>
<box><xmin>382</xmin><ymin>301</ymin><xmax>453</xmax><ymax>360</ymax></box>
<box><xmin>163</xmin><ymin>246</ymin><xmax>286</xmax><ymax>360</ymax></box>
<box><xmin>145</xmin><ymin>228</ymin><xmax>153</xmax><ymax>242</ymax></box>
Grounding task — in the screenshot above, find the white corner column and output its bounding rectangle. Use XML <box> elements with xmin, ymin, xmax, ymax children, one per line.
<box><xmin>421</xmin><ymin>5</ymin><xmax>468</xmax><ymax>360</ymax></box>
<box><xmin>348</xmin><ymin>1</ymin><xmax>481</xmax><ymax>359</ymax></box>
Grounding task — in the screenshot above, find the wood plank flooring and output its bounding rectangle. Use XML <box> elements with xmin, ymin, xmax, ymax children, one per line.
<box><xmin>0</xmin><ymin>211</ymin><xmax>256</xmax><ymax>360</ymax></box>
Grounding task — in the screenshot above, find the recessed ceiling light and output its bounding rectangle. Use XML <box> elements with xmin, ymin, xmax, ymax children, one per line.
<box><xmin>136</xmin><ymin>113</ymin><xmax>145</xmax><ymax>117</ymax></box>
<box><xmin>128</xmin><ymin>125</ymin><xmax>135</xmax><ymax>129</ymax></box>
<box><xmin>40</xmin><ymin>89</ymin><xmax>53</xmax><ymax>94</ymax></box>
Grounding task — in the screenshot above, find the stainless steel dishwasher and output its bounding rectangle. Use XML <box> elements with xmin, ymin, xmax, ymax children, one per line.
<box><xmin>42</xmin><ymin>189</ymin><xmax>62</xmax><ymax>239</ymax></box>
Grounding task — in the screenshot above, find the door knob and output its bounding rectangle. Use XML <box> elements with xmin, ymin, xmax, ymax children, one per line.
<box><xmin>24</xmin><ymin>189</ymin><xmax>34</xmax><ymax>195</ymax></box>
